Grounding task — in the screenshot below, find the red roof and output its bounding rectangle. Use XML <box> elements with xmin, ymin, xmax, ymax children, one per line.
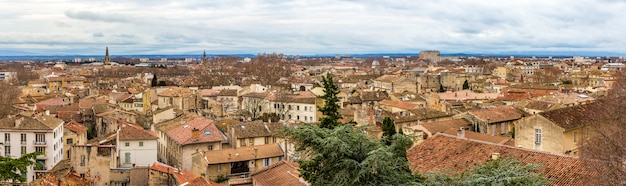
<box><xmin>251</xmin><ymin>160</ymin><xmax>309</xmax><ymax>186</ymax></box>
<box><xmin>166</xmin><ymin>117</ymin><xmax>226</xmax><ymax>145</ymax></box>
<box><xmin>150</xmin><ymin>161</ymin><xmax>198</xmax><ymax>184</ymax></box>
<box><xmin>379</xmin><ymin>99</ymin><xmax>417</xmax><ymax>110</ymax></box>
<box><xmin>118</xmin><ymin>121</ymin><xmax>158</xmax><ymax>140</ymax></box>
<box><xmin>64</xmin><ymin>120</ymin><xmax>88</xmax><ymax>134</ymax></box>
<box><xmin>407</xmin><ymin>134</ymin><xmax>601</xmax><ymax>186</ymax></box>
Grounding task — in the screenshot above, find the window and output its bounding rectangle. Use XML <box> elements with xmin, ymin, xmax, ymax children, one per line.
<box><xmin>208</xmin><ymin>145</ymin><xmax>213</xmax><ymax>151</ymax></box>
<box><xmin>4</xmin><ymin>146</ymin><xmax>9</xmax><ymax>156</ymax></box>
<box><xmin>278</xmin><ymin>156</ymin><xmax>283</xmax><ymax>161</ymax></box>
<box><xmin>80</xmin><ymin>155</ymin><xmax>85</xmax><ymax>166</ymax></box>
<box><xmin>535</xmin><ymin>129</ymin><xmax>542</xmax><ymax>145</ymax></box>
<box><xmin>297</xmin><ymin>106</ymin><xmax>300</xmax><ymax>110</ymax></box>
<box><xmin>297</xmin><ymin>116</ymin><xmax>300</xmax><ymax>120</ymax></box>
<box><xmin>125</xmin><ymin>152</ymin><xmax>131</xmax><ymax>163</ymax></box>
<box><xmin>240</xmin><ymin>139</ymin><xmax>246</xmax><ymax>147</ymax></box>
<box><xmin>20</xmin><ymin>134</ymin><xmax>26</xmax><ymax>144</ymax></box>
<box><xmin>4</xmin><ymin>133</ymin><xmax>9</xmax><ymax>142</ymax></box>
<box><xmin>67</xmin><ymin>138</ymin><xmax>73</xmax><ymax>145</ymax></box>
<box><xmin>288</xmin><ymin>105</ymin><xmax>292</xmax><ymax>110</ymax></box>
<box><xmin>263</xmin><ymin>158</ymin><xmax>271</xmax><ymax>167</ymax></box>
<box><xmin>125</xmin><ymin>142</ymin><xmax>129</xmax><ymax>147</ymax></box>
<box><xmin>217</xmin><ymin>164</ymin><xmax>222</xmax><ymax>172</ymax></box>
<box><xmin>264</xmin><ymin>137</ymin><xmax>270</xmax><ymax>144</ymax></box>
<box><xmin>272</xmin><ymin>137</ymin><xmax>276</xmax><ymax>143</ymax></box>
<box><xmin>36</xmin><ymin>147</ymin><xmax>45</xmax><ymax>154</ymax></box>
<box><xmin>304</xmin><ymin>107</ymin><xmax>307</xmax><ymax>111</ymax></box>
<box><xmin>573</xmin><ymin>132</ymin><xmax>577</xmax><ymax>142</ymax></box>
<box><xmin>80</xmin><ymin>173</ymin><xmax>85</xmax><ymax>178</ymax></box>
<box><xmin>310</xmin><ymin>117</ymin><xmax>313</xmax><ymax>122</ymax></box>
<box><xmin>21</xmin><ymin>146</ymin><xmax>26</xmax><ymax>155</ymax></box>
<box><xmin>139</xmin><ymin>142</ymin><xmax>144</xmax><ymax>147</ymax></box>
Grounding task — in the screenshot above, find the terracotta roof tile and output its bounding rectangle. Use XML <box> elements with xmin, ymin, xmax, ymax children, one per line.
<box><xmin>118</xmin><ymin>121</ymin><xmax>158</xmax><ymax>140</ymax></box>
<box><xmin>165</xmin><ymin>116</ymin><xmax>226</xmax><ymax>145</ymax></box>
<box><xmin>203</xmin><ymin>144</ymin><xmax>284</xmax><ymax>164</ymax></box>
<box><xmin>407</xmin><ymin>134</ymin><xmax>601</xmax><ymax>186</ymax></box>
<box><xmin>468</xmin><ymin>105</ymin><xmax>527</xmax><ymax>123</ymax></box>
<box><xmin>150</xmin><ymin>161</ymin><xmax>198</xmax><ymax>184</ymax></box>
<box><xmin>380</xmin><ymin>99</ymin><xmax>417</xmax><ymax>110</ymax></box>
<box><xmin>539</xmin><ymin>103</ymin><xmax>602</xmax><ymax>130</ymax></box>
<box><xmin>251</xmin><ymin>160</ymin><xmax>309</xmax><ymax>186</ymax></box>
<box><xmin>158</xmin><ymin>87</ymin><xmax>195</xmax><ymax>97</ymax></box>
<box><xmin>229</xmin><ymin>121</ymin><xmax>285</xmax><ymax>139</ymax></box>
<box><xmin>185</xmin><ymin>176</ymin><xmax>222</xmax><ymax>186</ymax></box>
<box><xmin>414</xmin><ymin>118</ymin><xmax>472</xmax><ymax>134</ymax></box>
<box><xmin>0</xmin><ymin>115</ymin><xmax>64</xmax><ymax>130</ymax></box>
<box><xmin>64</xmin><ymin>120</ymin><xmax>87</xmax><ymax>134</ymax></box>
<box><xmin>443</xmin><ymin>128</ymin><xmax>513</xmax><ymax>145</ymax></box>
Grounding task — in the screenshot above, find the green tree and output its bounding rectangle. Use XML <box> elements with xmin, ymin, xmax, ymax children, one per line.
<box><xmin>158</xmin><ymin>81</ymin><xmax>166</xmax><ymax>86</ymax></box>
<box><xmin>439</xmin><ymin>84</ymin><xmax>445</xmax><ymax>92</ymax></box>
<box><xmin>0</xmin><ymin>151</ymin><xmax>42</xmax><ymax>183</ymax></box>
<box><xmin>151</xmin><ymin>74</ymin><xmax>158</xmax><ymax>87</ymax></box>
<box><xmin>381</xmin><ymin>117</ymin><xmax>397</xmax><ymax>145</ymax></box>
<box><xmin>317</xmin><ymin>73</ymin><xmax>342</xmax><ymax>129</ymax></box>
<box><xmin>282</xmin><ymin>124</ymin><xmax>418</xmax><ymax>186</ymax></box>
<box><xmin>423</xmin><ymin>156</ymin><xmax>548</xmax><ymax>186</ymax></box>
<box><xmin>462</xmin><ymin>80</ymin><xmax>469</xmax><ymax>90</ymax></box>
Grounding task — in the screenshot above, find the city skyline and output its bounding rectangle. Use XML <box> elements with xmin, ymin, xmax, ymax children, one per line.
<box><xmin>1</xmin><ymin>0</ymin><xmax>625</xmax><ymax>55</ymax></box>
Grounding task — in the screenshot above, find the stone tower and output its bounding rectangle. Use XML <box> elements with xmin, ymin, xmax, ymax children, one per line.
<box><xmin>104</xmin><ymin>46</ymin><xmax>111</xmax><ymax>69</ymax></box>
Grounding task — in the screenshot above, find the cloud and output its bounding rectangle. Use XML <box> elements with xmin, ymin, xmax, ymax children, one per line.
<box><xmin>0</xmin><ymin>0</ymin><xmax>624</xmax><ymax>55</ymax></box>
<box><xmin>64</xmin><ymin>10</ymin><xmax>131</xmax><ymax>23</ymax></box>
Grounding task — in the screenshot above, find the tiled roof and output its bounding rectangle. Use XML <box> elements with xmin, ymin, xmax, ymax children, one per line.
<box><xmin>407</xmin><ymin>134</ymin><xmax>600</xmax><ymax>186</ymax></box>
<box><xmin>468</xmin><ymin>105</ymin><xmax>527</xmax><ymax>123</ymax></box>
<box><xmin>416</xmin><ymin>118</ymin><xmax>472</xmax><ymax>134</ymax></box>
<box><xmin>217</xmin><ymin>89</ymin><xmax>237</xmax><ymax>96</ymax></box>
<box><xmin>539</xmin><ymin>103</ymin><xmax>601</xmax><ymax>130</ymax></box>
<box><xmin>443</xmin><ymin>128</ymin><xmax>513</xmax><ymax>145</ymax></box>
<box><xmin>0</xmin><ymin>115</ymin><xmax>63</xmax><ymax>130</ymax></box>
<box><xmin>251</xmin><ymin>160</ymin><xmax>309</xmax><ymax>186</ymax></box>
<box><xmin>150</xmin><ymin>161</ymin><xmax>198</xmax><ymax>184</ymax></box>
<box><xmin>523</xmin><ymin>100</ymin><xmax>558</xmax><ymax>111</ymax></box>
<box><xmin>379</xmin><ymin>99</ymin><xmax>417</xmax><ymax>110</ymax></box>
<box><xmin>36</xmin><ymin>97</ymin><xmax>66</xmax><ymax>106</ymax></box>
<box><xmin>201</xmin><ymin>89</ymin><xmax>220</xmax><ymax>97</ymax></box>
<box><xmin>374</xmin><ymin>74</ymin><xmax>399</xmax><ymax>82</ymax></box>
<box><xmin>165</xmin><ymin>116</ymin><xmax>226</xmax><ymax>145</ymax></box>
<box><xmin>158</xmin><ymin>87</ymin><xmax>195</xmax><ymax>97</ymax></box>
<box><xmin>129</xmin><ymin>166</ymin><xmax>149</xmax><ymax>186</ymax></box>
<box><xmin>203</xmin><ymin>144</ymin><xmax>284</xmax><ymax>164</ymax></box>
<box><xmin>361</xmin><ymin>91</ymin><xmax>388</xmax><ymax>101</ymax></box>
<box><xmin>118</xmin><ymin>121</ymin><xmax>158</xmax><ymax>140</ymax></box>
<box><xmin>64</xmin><ymin>120</ymin><xmax>87</xmax><ymax>134</ymax></box>
<box><xmin>438</xmin><ymin>90</ymin><xmax>500</xmax><ymax>101</ymax></box>
<box><xmin>228</xmin><ymin>121</ymin><xmax>284</xmax><ymax>139</ymax></box>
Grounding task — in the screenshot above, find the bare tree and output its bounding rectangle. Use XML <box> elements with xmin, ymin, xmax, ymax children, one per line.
<box><xmin>0</xmin><ymin>82</ymin><xmax>21</xmax><ymax>118</ymax></box>
<box><xmin>578</xmin><ymin>71</ymin><xmax>626</xmax><ymax>185</ymax></box>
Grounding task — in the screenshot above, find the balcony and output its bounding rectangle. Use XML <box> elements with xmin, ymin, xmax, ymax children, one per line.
<box><xmin>33</xmin><ymin>141</ymin><xmax>47</xmax><ymax>146</ymax></box>
<box><xmin>36</xmin><ymin>154</ymin><xmax>47</xmax><ymax>160</ymax></box>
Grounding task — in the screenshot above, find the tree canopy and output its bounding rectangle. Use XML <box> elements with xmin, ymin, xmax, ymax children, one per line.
<box><xmin>282</xmin><ymin>124</ymin><xmax>418</xmax><ymax>186</ymax></box>
<box><xmin>317</xmin><ymin>73</ymin><xmax>342</xmax><ymax>129</ymax></box>
<box><xmin>462</xmin><ymin>80</ymin><xmax>469</xmax><ymax>90</ymax></box>
<box><xmin>422</xmin><ymin>156</ymin><xmax>548</xmax><ymax>186</ymax></box>
<box><xmin>0</xmin><ymin>152</ymin><xmax>42</xmax><ymax>183</ymax></box>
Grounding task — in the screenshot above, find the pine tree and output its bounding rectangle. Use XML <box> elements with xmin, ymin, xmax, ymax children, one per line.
<box><xmin>463</xmin><ymin>79</ymin><xmax>470</xmax><ymax>90</ymax></box>
<box><xmin>317</xmin><ymin>73</ymin><xmax>342</xmax><ymax>129</ymax></box>
<box><xmin>151</xmin><ymin>74</ymin><xmax>158</xmax><ymax>87</ymax></box>
<box><xmin>439</xmin><ymin>84</ymin><xmax>445</xmax><ymax>92</ymax></box>
<box><xmin>381</xmin><ymin>117</ymin><xmax>397</xmax><ymax>145</ymax></box>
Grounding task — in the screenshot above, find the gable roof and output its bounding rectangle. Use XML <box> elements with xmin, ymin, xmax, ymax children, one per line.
<box><xmin>416</xmin><ymin>118</ymin><xmax>472</xmax><ymax>134</ymax></box>
<box><xmin>538</xmin><ymin>103</ymin><xmax>601</xmax><ymax>130</ymax></box>
<box><xmin>406</xmin><ymin>134</ymin><xmax>600</xmax><ymax>186</ymax></box>
<box><xmin>251</xmin><ymin>160</ymin><xmax>309</xmax><ymax>186</ymax></box>
<box><xmin>228</xmin><ymin>121</ymin><xmax>284</xmax><ymax>139</ymax></box>
<box><xmin>379</xmin><ymin>99</ymin><xmax>417</xmax><ymax>110</ymax></box>
<box><xmin>203</xmin><ymin>144</ymin><xmax>284</xmax><ymax>164</ymax></box>
<box><xmin>150</xmin><ymin>161</ymin><xmax>198</xmax><ymax>184</ymax></box>
<box><xmin>64</xmin><ymin>120</ymin><xmax>87</xmax><ymax>134</ymax></box>
<box><xmin>0</xmin><ymin>115</ymin><xmax>64</xmax><ymax>130</ymax></box>
<box><xmin>118</xmin><ymin>121</ymin><xmax>158</xmax><ymax>140</ymax></box>
<box><xmin>468</xmin><ymin>105</ymin><xmax>527</xmax><ymax>123</ymax></box>
<box><xmin>443</xmin><ymin>128</ymin><xmax>514</xmax><ymax>145</ymax></box>
<box><xmin>165</xmin><ymin>116</ymin><xmax>226</xmax><ymax>145</ymax></box>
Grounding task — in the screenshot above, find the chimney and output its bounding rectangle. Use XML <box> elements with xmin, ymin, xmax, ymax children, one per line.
<box><xmin>454</xmin><ymin>92</ymin><xmax>457</xmax><ymax>97</ymax></box>
<box><xmin>491</xmin><ymin>152</ymin><xmax>501</xmax><ymax>160</ymax></box>
<box><xmin>457</xmin><ymin>127</ymin><xmax>465</xmax><ymax>138</ymax></box>
<box><xmin>191</xmin><ymin>128</ymin><xmax>200</xmax><ymax>140</ymax></box>
<box><xmin>45</xmin><ymin>110</ymin><xmax>50</xmax><ymax>116</ymax></box>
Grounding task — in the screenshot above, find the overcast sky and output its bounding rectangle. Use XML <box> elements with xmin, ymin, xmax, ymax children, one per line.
<box><xmin>1</xmin><ymin>0</ymin><xmax>625</xmax><ymax>55</ymax></box>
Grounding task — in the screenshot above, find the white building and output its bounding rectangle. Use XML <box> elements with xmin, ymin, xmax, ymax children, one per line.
<box><xmin>0</xmin><ymin>115</ymin><xmax>64</xmax><ymax>183</ymax></box>
<box><xmin>116</xmin><ymin>122</ymin><xmax>158</xmax><ymax>168</ymax></box>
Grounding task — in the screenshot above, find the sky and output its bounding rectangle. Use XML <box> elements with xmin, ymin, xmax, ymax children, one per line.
<box><xmin>1</xmin><ymin>0</ymin><xmax>625</xmax><ymax>55</ymax></box>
